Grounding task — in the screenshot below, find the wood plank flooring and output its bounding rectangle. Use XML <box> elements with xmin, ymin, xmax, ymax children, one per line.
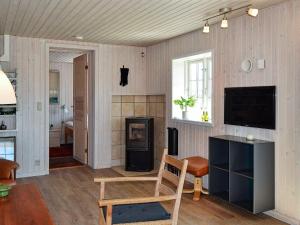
<box><xmin>18</xmin><ymin>167</ymin><xmax>287</xmax><ymax>225</ymax></box>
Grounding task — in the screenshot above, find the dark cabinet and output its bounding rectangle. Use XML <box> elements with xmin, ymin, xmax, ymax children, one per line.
<box><xmin>209</xmin><ymin>135</ymin><xmax>274</xmax><ymax>214</ymax></box>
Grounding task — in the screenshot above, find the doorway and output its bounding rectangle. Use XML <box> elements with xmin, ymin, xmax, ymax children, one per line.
<box><xmin>48</xmin><ymin>49</ymin><xmax>91</xmax><ymax>169</ymax></box>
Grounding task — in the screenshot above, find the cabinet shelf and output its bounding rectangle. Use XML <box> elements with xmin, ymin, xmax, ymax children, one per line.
<box><xmin>209</xmin><ymin>135</ymin><xmax>274</xmax><ymax>214</ymax></box>
<box><xmin>232</xmin><ymin>169</ymin><xmax>253</xmax><ymax>179</ymax></box>
<box><xmin>209</xmin><ymin>166</ymin><xmax>229</xmax><ymax>201</ymax></box>
<box><xmin>232</xmin><ymin>200</ymin><xmax>253</xmax><ymax>212</ymax></box>
<box><xmin>214</xmin><ymin>191</ymin><xmax>229</xmax><ymax>201</ymax></box>
<box><xmin>211</xmin><ymin>164</ymin><xmax>229</xmax><ymax>172</ymax></box>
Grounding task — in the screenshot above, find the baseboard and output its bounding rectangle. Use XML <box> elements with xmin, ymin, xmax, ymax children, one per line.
<box><xmin>265</xmin><ymin>210</ymin><xmax>300</xmax><ymax>225</ymax></box>
<box><xmin>17</xmin><ymin>170</ymin><xmax>49</xmax><ymax>178</ymax></box>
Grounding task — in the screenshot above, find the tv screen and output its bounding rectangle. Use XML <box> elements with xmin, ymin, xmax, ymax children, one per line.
<box><xmin>224</xmin><ymin>86</ymin><xmax>276</xmax><ymax>129</ymax></box>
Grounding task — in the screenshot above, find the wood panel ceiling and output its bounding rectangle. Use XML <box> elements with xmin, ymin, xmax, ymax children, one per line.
<box><xmin>49</xmin><ymin>51</ymin><xmax>84</xmax><ymax>63</ymax></box>
<box><xmin>0</xmin><ymin>0</ymin><xmax>285</xmax><ymax>46</ymax></box>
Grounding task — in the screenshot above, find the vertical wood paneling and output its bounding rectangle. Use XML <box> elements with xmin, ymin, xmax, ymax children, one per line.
<box><xmin>111</xmin><ymin>45</ymin><xmax>146</xmax><ymax>95</ymax></box>
<box><xmin>2</xmin><ymin>35</ymin><xmax>147</xmax><ymax>177</ymax></box>
<box><xmin>146</xmin><ymin>0</ymin><xmax>300</xmax><ymax>221</ymax></box>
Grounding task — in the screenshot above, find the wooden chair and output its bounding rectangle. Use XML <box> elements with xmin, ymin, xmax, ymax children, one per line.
<box><xmin>0</xmin><ymin>158</ymin><xmax>19</xmax><ymax>186</ymax></box>
<box><xmin>94</xmin><ymin>149</ymin><xmax>188</xmax><ymax>225</ymax></box>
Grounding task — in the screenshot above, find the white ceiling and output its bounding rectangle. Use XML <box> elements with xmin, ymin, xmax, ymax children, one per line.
<box><xmin>0</xmin><ymin>0</ymin><xmax>285</xmax><ymax>46</ymax></box>
<box><xmin>50</xmin><ymin>50</ymin><xmax>84</xmax><ymax>63</ymax></box>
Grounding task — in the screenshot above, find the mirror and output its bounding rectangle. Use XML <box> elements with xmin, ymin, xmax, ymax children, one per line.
<box><xmin>49</xmin><ymin>70</ymin><xmax>60</xmax><ymax>104</ymax></box>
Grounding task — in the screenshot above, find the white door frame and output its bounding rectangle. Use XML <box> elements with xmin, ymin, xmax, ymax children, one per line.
<box><xmin>45</xmin><ymin>42</ymin><xmax>99</xmax><ymax>171</ymax></box>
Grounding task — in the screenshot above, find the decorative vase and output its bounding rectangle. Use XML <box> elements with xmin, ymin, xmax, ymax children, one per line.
<box><xmin>182</xmin><ymin>111</ymin><xmax>188</xmax><ymax>120</ymax></box>
<box><xmin>0</xmin><ymin>121</ymin><xmax>7</xmax><ymax>130</ymax></box>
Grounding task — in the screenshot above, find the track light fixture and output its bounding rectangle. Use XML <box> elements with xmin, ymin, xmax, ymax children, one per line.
<box><xmin>202</xmin><ymin>4</ymin><xmax>258</xmax><ymax>33</ymax></box>
<box><xmin>221</xmin><ymin>15</ymin><xmax>228</xmax><ymax>28</ymax></box>
<box><xmin>203</xmin><ymin>20</ymin><xmax>210</xmax><ymax>33</ymax></box>
<box><xmin>247</xmin><ymin>8</ymin><xmax>259</xmax><ymax>17</ymax></box>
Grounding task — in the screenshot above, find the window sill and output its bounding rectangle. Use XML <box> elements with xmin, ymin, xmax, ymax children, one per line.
<box><xmin>171</xmin><ymin>118</ymin><xmax>213</xmax><ymax>127</ymax></box>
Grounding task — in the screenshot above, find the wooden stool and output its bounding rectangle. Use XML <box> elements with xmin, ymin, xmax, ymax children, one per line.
<box><xmin>183</xmin><ymin>156</ymin><xmax>209</xmax><ymax>201</ymax></box>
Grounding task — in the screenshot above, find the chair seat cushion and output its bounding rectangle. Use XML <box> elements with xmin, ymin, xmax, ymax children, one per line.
<box><xmin>103</xmin><ymin>202</ymin><xmax>170</xmax><ymax>224</ymax></box>
<box><xmin>184</xmin><ymin>156</ymin><xmax>209</xmax><ymax>177</ymax></box>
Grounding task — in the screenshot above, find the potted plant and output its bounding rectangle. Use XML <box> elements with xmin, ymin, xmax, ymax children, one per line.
<box><xmin>173</xmin><ymin>96</ymin><xmax>197</xmax><ymax>120</ymax></box>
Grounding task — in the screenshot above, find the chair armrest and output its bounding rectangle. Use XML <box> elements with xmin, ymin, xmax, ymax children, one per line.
<box><xmin>94</xmin><ymin>176</ymin><xmax>158</xmax><ymax>183</ymax></box>
<box><xmin>98</xmin><ymin>195</ymin><xmax>177</xmax><ymax>207</ymax></box>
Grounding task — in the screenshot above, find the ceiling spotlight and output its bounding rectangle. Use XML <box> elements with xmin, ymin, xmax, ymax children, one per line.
<box><xmin>221</xmin><ymin>15</ymin><xmax>228</xmax><ymax>28</ymax></box>
<box><xmin>247</xmin><ymin>8</ymin><xmax>258</xmax><ymax>17</ymax></box>
<box><xmin>72</xmin><ymin>35</ymin><xmax>83</xmax><ymax>40</ymax></box>
<box><xmin>203</xmin><ymin>21</ymin><xmax>210</xmax><ymax>33</ymax></box>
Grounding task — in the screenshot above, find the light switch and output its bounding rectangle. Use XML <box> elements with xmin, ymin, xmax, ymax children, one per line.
<box><xmin>257</xmin><ymin>59</ymin><xmax>265</xmax><ymax>69</ymax></box>
<box><xmin>37</xmin><ymin>102</ymin><xmax>42</xmax><ymax>111</ymax></box>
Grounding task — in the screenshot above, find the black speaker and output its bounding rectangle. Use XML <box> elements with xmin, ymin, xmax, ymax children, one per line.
<box><xmin>167</xmin><ymin>127</ymin><xmax>178</xmax><ymax>156</ymax></box>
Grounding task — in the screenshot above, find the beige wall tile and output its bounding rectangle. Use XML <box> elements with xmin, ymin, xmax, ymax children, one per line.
<box><xmin>111</xmin><ymin>95</ymin><xmax>167</xmax><ymax>163</ymax></box>
<box><xmin>135</xmin><ymin>95</ymin><xmax>147</xmax><ymax>103</ymax></box>
<box><xmin>121</xmin><ymin>117</ymin><xmax>126</xmax><ymax>131</ymax></box>
<box><xmin>135</xmin><ymin>103</ymin><xmax>147</xmax><ymax>116</ymax></box>
<box><xmin>112</xmin><ymin>103</ymin><xmax>121</xmax><ymax>117</ymax></box>
<box><xmin>121</xmin><ymin>130</ymin><xmax>126</xmax><ymax>145</ymax></box>
<box><xmin>148</xmin><ymin>103</ymin><xmax>156</xmax><ymax>117</ymax></box>
<box><xmin>112</xmin><ymin>95</ymin><xmax>121</xmax><ymax>103</ymax></box>
<box><xmin>112</xmin><ymin>131</ymin><xmax>121</xmax><ymax>145</ymax></box>
<box><xmin>146</xmin><ymin>103</ymin><xmax>150</xmax><ymax>115</ymax></box>
<box><xmin>112</xmin><ymin>145</ymin><xmax>122</xmax><ymax>160</ymax></box>
<box><xmin>112</xmin><ymin>117</ymin><xmax>121</xmax><ymax>131</ymax></box>
<box><xmin>122</xmin><ymin>95</ymin><xmax>134</xmax><ymax>102</ymax></box>
<box><xmin>122</xmin><ymin>103</ymin><xmax>134</xmax><ymax>117</ymax></box>
<box><xmin>120</xmin><ymin>145</ymin><xmax>126</xmax><ymax>160</ymax></box>
<box><xmin>149</xmin><ymin>95</ymin><xmax>157</xmax><ymax>102</ymax></box>
<box><xmin>156</xmin><ymin>95</ymin><xmax>165</xmax><ymax>103</ymax></box>
<box><xmin>156</xmin><ymin>103</ymin><xmax>165</xmax><ymax>118</ymax></box>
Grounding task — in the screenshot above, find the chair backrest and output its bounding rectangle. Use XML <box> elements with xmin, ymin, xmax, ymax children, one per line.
<box><xmin>155</xmin><ymin>149</ymin><xmax>188</xmax><ymax>225</ymax></box>
<box><xmin>0</xmin><ymin>159</ymin><xmax>19</xmax><ymax>179</ymax></box>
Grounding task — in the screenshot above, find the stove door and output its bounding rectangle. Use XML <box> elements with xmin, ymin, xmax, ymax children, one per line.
<box><xmin>126</xmin><ymin>119</ymin><xmax>150</xmax><ymax>149</ymax></box>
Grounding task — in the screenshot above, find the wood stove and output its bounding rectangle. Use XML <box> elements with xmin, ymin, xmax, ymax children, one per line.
<box><xmin>125</xmin><ymin>117</ymin><xmax>154</xmax><ymax>171</ymax></box>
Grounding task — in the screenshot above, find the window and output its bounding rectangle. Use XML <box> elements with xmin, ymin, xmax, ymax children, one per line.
<box><xmin>172</xmin><ymin>51</ymin><xmax>213</xmax><ymax>124</ymax></box>
<box><xmin>0</xmin><ymin>138</ymin><xmax>15</xmax><ymax>161</ymax></box>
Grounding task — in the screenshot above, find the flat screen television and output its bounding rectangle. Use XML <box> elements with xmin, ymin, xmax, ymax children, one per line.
<box><xmin>224</xmin><ymin>86</ymin><xmax>276</xmax><ymax>129</ymax></box>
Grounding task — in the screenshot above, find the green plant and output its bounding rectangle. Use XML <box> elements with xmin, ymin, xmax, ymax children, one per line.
<box><xmin>173</xmin><ymin>96</ymin><xmax>197</xmax><ymax>111</ymax></box>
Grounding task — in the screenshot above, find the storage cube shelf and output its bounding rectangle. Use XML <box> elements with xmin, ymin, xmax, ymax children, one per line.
<box><xmin>209</xmin><ymin>135</ymin><xmax>275</xmax><ymax>214</ymax></box>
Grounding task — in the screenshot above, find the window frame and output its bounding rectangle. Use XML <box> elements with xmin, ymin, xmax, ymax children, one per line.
<box><xmin>171</xmin><ymin>50</ymin><xmax>214</xmax><ymax>126</ymax></box>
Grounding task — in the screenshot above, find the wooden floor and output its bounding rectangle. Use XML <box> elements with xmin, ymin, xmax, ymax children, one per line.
<box><xmin>18</xmin><ymin>167</ymin><xmax>287</xmax><ymax>225</ymax></box>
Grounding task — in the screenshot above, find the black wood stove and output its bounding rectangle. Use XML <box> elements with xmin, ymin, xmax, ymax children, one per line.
<box><xmin>125</xmin><ymin>117</ymin><xmax>154</xmax><ymax>171</ymax></box>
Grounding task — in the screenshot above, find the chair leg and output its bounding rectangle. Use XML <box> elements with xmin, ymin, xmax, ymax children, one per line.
<box><xmin>183</xmin><ymin>177</ymin><xmax>208</xmax><ymax>201</ymax></box>
<box><xmin>193</xmin><ymin>177</ymin><xmax>202</xmax><ymax>201</ymax></box>
<box><xmin>99</xmin><ymin>208</ymin><xmax>106</xmax><ymax>225</ymax></box>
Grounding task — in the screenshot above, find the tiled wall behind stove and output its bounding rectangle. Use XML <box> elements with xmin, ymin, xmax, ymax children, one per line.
<box><xmin>111</xmin><ymin>95</ymin><xmax>166</xmax><ymax>165</ymax></box>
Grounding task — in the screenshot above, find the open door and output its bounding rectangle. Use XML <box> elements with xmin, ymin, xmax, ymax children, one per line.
<box><xmin>73</xmin><ymin>54</ymin><xmax>88</xmax><ymax>164</ymax></box>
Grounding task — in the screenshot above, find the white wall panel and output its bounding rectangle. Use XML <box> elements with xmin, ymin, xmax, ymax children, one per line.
<box><xmin>146</xmin><ymin>0</ymin><xmax>300</xmax><ymax>221</ymax></box>
<box><xmin>111</xmin><ymin>46</ymin><xmax>146</xmax><ymax>95</ymax></box>
<box><xmin>0</xmin><ymin>35</ymin><xmax>147</xmax><ymax>177</ymax></box>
